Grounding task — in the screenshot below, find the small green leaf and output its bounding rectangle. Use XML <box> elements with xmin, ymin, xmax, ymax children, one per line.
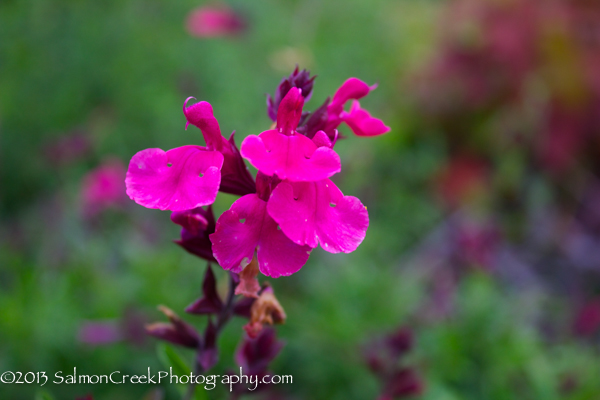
<box><xmin>157</xmin><ymin>343</ymin><xmax>192</xmax><ymax>377</ymax></box>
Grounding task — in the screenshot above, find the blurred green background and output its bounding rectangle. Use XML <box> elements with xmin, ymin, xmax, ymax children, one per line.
<box><xmin>3</xmin><ymin>0</ymin><xmax>600</xmax><ymax>399</ymax></box>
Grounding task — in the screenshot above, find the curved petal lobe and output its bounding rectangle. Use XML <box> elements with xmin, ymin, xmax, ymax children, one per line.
<box><xmin>341</xmin><ymin>101</ymin><xmax>390</xmax><ymax>137</ymax></box>
<box><xmin>267</xmin><ymin>179</ymin><xmax>369</xmax><ymax>253</ymax></box>
<box><xmin>126</xmin><ymin>145</ymin><xmax>223</xmax><ymax>211</ymax></box>
<box><xmin>183</xmin><ymin>99</ymin><xmax>223</xmax><ymax>151</ymax></box>
<box><xmin>329</xmin><ymin>78</ymin><xmax>377</xmax><ymax>114</ymax></box>
<box><xmin>210</xmin><ymin>194</ymin><xmax>311</xmax><ymax>278</ymax></box>
<box><xmin>240</xmin><ymin>130</ymin><xmax>341</xmax><ymax>182</ymax></box>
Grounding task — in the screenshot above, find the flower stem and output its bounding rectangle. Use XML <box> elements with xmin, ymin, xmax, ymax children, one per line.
<box><xmin>183</xmin><ymin>271</ymin><xmax>237</xmax><ymax>400</ymax></box>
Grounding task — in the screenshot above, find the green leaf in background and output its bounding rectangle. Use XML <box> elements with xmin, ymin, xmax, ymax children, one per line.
<box><xmin>157</xmin><ymin>343</ymin><xmax>191</xmax><ymax>378</ymax></box>
<box><xmin>156</xmin><ymin>343</ymin><xmax>209</xmax><ymax>400</ymax></box>
<box><xmin>156</xmin><ymin>343</ymin><xmax>192</xmax><ymax>398</ymax></box>
<box><xmin>35</xmin><ymin>390</ymin><xmax>55</xmax><ymax>400</ymax></box>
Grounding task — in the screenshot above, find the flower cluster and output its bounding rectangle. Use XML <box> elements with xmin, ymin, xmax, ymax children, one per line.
<box><xmin>125</xmin><ymin>68</ymin><xmax>389</xmax><ymax>280</ymax></box>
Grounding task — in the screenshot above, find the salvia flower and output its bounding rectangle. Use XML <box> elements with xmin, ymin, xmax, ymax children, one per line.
<box><xmin>209</xmin><ymin>174</ymin><xmax>312</xmax><ymax>278</ymax></box>
<box><xmin>242</xmin><ymin>88</ymin><xmax>341</xmax><ymax>182</ymax></box>
<box><xmin>183</xmin><ymin>98</ymin><xmax>256</xmax><ymax>196</ymax></box>
<box><xmin>186</xmin><ymin>5</ymin><xmax>246</xmax><ymax>38</ymax></box>
<box><xmin>324</xmin><ymin>78</ymin><xmax>390</xmax><ymax>138</ymax></box>
<box><xmin>125</xmin><ymin>69</ymin><xmax>390</xmax><ymax>279</ymax></box>
<box><xmin>81</xmin><ymin>159</ymin><xmax>127</xmax><ymax>217</ymax></box>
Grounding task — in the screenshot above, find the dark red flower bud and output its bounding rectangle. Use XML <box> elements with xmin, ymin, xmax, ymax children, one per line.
<box><xmin>267</xmin><ymin>66</ymin><xmax>316</xmax><ymax>122</ymax></box>
<box><xmin>235</xmin><ymin>328</ymin><xmax>284</xmax><ymax>376</ymax></box>
<box><xmin>382</xmin><ymin>368</ymin><xmax>424</xmax><ymax>398</ymax></box>
<box><xmin>255</xmin><ymin>171</ymin><xmax>282</xmax><ymax>202</ymax></box>
<box><xmin>146</xmin><ymin>306</ymin><xmax>200</xmax><ymax>349</ymax></box>
<box><xmin>197</xmin><ymin>318</ymin><xmax>218</xmax><ymax>371</ymax></box>
<box><xmin>233</xmin><ymin>296</ymin><xmax>256</xmax><ymax>319</ymax></box>
<box><xmin>297</xmin><ymin>97</ymin><xmax>330</xmax><ymax>139</ymax></box>
<box><xmin>186</xmin><ymin>265</ymin><xmax>224</xmax><ymax>315</ymax></box>
<box><xmin>219</xmin><ymin>131</ymin><xmax>257</xmax><ymax>196</ymax></box>
<box><xmin>172</xmin><ymin>206</ymin><xmax>217</xmax><ymax>262</ymax></box>
<box><xmin>385</xmin><ymin>327</ymin><xmax>413</xmax><ymax>358</ymax></box>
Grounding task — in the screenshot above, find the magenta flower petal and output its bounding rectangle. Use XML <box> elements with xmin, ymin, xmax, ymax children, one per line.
<box><xmin>312</xmin><ymin>130</ymin><xmax>333</xmax><ymax>148</ymax></box>
<box><xmin>267</xmin><ymin>179</ymin><xmax>369</xmax><ymax>253</ymax></box>
<box><xmin>183</xmin><ymin>99</ymin><xmax>256</xmax><ymax>195</ymax></box>
<box><xmin>341</xmin><ymin>101</ymin><xmax>390</xmax><ymax>137</ymax></box>
<box><xmin>240</xmin><ymin>130</ymin><xmax>341</xmax><ymax>181</ymax></box>
<box><xmin>183</xmin><ymin>98</ymin><xmax>224</xmax><ymax>151</ymax></box>
<box><xmin>276</xmin><ymin>87</ymin><xmax>304</xmax><ymax>136</ymax></box>
<box><xmin>210</xmin><ymin>194</ymin><xmax>311</xmax><ymax>278</ymax></box>
<box><xmin>329</xmin><ymin>78</ymin><xmax>377</xmax><ymax>115</ymax></box>
<box><xmin>126</xmin><ymin>145</ymin><xmax>223</xmax><ymax>211</ymax></box>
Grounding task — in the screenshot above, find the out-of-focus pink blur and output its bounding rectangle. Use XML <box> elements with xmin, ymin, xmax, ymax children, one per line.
<box><xmin>186</xmin><ymin>5</ymin><xmax>246</xmax><ymax>38</ymax></box>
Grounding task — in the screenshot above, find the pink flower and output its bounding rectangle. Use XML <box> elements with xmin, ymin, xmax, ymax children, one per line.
<box><xmin>340</xmin><ymin>100</ymin><xmax>390</xmax><ymax>137</ymax></box>
<box><xmin>126</xmin><ymin>70</ymin><xmax>390</xmax><ymax>279</ymax></box>
<box><xmin>241</xmin><ymin>88</ymin><xmax>341</xmax><ymax>182</ymax></box>
<box><xmin>126</xmin><ymin>146</ymin><xmax>223</xmax><ymax>211</ymax></box>
<box><xmin>186</xmin><ymin>6</ymin><xmax>246</xmax><ymax>38</ymax></box>
<box><xmin>184</xmin><ymin>98</ymin><xmax>256</xmax><ymax>196</ymax></box>
<box><xmin>210</xmin><ymin>178</ymin><xmax>312</xmax><ymax>278</ymax></box>
<box><xmin>267</xmin><ymin>178</ymin><xmax>369</xmax><ymax>253</ymax></box>
<box><xmin>328</xmin><ymin>78</ymin><xmax>377</xmax><ymax>118</ymax></box>
<box><xmin>81</xmin><ymin>159</ymin><xmax>127</xmax><ymax>217</ymax></box>
<box><xmin>126</xmin><ymin>99</ymin><xmax>255</xmax><ymax>212</ymax></box>
<box><xmin>326</xmin><ymin>78</ymin><xmax>389</xmax><ymax>136</ymax></box>
<box><xmin>298</xmin><ymin>77</ymin><xmax>390</xmax><ymax>140</ymax></box>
